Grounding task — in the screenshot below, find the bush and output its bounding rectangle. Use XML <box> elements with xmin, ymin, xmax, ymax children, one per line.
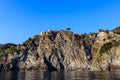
<box><xmin>113</xmin><ymin>40</ymin><xmax>120</xmax><ymax>46</ymax></box>
<box><xmin>0</xmin><ymin>53</ymin><xmax>4</xmax><ymax>57</ymax></box>
<box><xmin>105</xmin><ymin>30</ymin><xmax>109</xmax><ymax>34</ymax></box>
<box><xmin>99</xmin><ymin>29</ymin><xmax>104</xmax><ymax>32</ymax></box>
<box><xmin>113</xmin><ymin>26</ymin><xmax>120</xmax><ymax>34</ymax></box>
<box><xmin>23</xmin><ymin>38</ymin><xmax>32</xmax><ymax>44</ymax></box>
<box><xmin>66</xmin><ymin>28</ymin><xmax>71</xmax><ymax>31</ymax></box>
<box><xmin>10</xmin><ymin>46</ymin><xmax>17</xmax><ymax>52</ymax></box>
<box><xmin>99</xmin><ymin>42</ymin><xmax>113</xmax><ymax>54</ymax></box>
<box><xmin>113</xmin><ymin>30</ymin><xmax>120</xmax><ymax>34</ymax></box>
<box><xmin>0</xmin><ymin>43</ymin><xmax>17</xmax><ymax>50</ymax></box>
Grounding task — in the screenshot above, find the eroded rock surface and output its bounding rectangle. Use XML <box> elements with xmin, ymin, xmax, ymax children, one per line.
<box><xmin>0</xmin><ymin>29</ymin><xmax>120</xmax><ymax>71</ymax></box>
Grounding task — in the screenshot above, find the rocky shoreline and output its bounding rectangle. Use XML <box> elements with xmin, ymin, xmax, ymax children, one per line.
<box><xmin>1</xmin><ymin>28</ymin><xmax>120</xmax><ymax>71</ymax></box>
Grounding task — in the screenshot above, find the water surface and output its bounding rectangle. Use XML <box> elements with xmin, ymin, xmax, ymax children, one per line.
<box><xmin>0</xmin><ymin>71</ymin><xmax>120</xmax><ymax>80</ymax></box>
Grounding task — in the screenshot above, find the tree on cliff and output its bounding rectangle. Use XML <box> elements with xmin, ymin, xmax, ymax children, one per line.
<box><xmin>66</xmin><ymin>28</ymin><xmax>71</xmax><ymax>31</ymax></box>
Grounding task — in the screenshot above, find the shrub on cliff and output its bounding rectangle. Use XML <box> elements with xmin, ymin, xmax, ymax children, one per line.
<box><xmin>99</xmin><ymin>29</ymin><xmax>104</xmax><ymax>32</ymax></box>
<box><xmin>113</xmin><ymin>40</ymin><xmax>120</xmax><ymax>46</ymax></box>
<box><xmin>23</xmin><ymin>38</ymin><xmax>32</xmax><ymax>45</ymax></box>
<box><xmin>0</xmin><ymin>53</ymin><xmax>4</xmax><ymax>57</ymax></box>
<box><xmin>113</xmin><ymin>30</ymin><xmax>120</xmax><ymax>34</ymax></box>
<box><xmin>99</xmin><ymin>42</ymin><xmax>113</xmax><ymax>54</ymax></box>
<box><xmin>113</xmin><ymin>26</ymin><xmax>120</xmax><ymax>34</ymax></box>
<box><xmin>66</xmin><ymin>28</ymin><xmax>71</xmax><ymax>31</ymax></box>
<box><xmin>0</xmin><ymin>43</ymin><xmax>17</xmax><ymax>57</ymax></box>
<box><xmin>0</xmin><ymin>43</ymin><xmax>17</xmax><ymax>50</ymax></box>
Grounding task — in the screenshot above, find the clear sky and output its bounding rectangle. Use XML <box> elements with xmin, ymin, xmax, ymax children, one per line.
<box><xmin>0</xmin><ymin>0</ymin><xmax>120</xmax><ymax>44</ymax></box>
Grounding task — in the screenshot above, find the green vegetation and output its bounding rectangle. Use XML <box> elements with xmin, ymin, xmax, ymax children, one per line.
<box><xmin>66</xmin><ymin>28</ymin><xmax>71</xmax><ymax>31</ymax></box>
<box><xmin>107</xmin><ymin>35</ymin><xmax>111</xmax><ymax>39</ymax></box>
<box><xmin>113</xmin><ymin>30</ymin><xmax>120</xmax><ymax>34</ymax></box>
<box><xmin>23</xmin><ymin>38</ymin><xmax>32</xmax><ymax>45</ymax></box>
<box><xmin>113</xmin><ymin>26</ymin><xmax>120</xmax><ymax>34</ymax></box>
<box><xmin>113</xmin><ymin>40</ymin><xmax>120</xmax><ymax>46</ymax></box>
<box><xmin>0</xmin><ymin>43</ymin><xmax>17</xmax><ymax>58</ymax></box>
<box><xmin>0</xmin><ymin>53</ymin><xmax>4</xmax><ymax>57</ymax></box>
<box><xmin>99</xmin><ymin>28</ymin><xmax>110</xmax><ymax>34</ymax></box>
<box><xmin>0</xmin><ymin>43</ymin><xmax>17</xmax><ymax>50</ymax></box>
<box><xmin>10</xmin><ymin>45</ymin><xmax>17</xmax><ymax>52</ymax></box>
<box><xmin>105</xmin><ymin>30</ymin><xmax>109</xmax><ymax>34</ymax></box>
<box><xmin>99</xmin><ymin>40</ymin><xmax>120</xmax><ymax>55</ymax></box>
<box><xmin>23</xmin><ymin>35</ymin><xmax>39</xmax><ymax>45</ymax></box>
<box><xmin>98</xmin><ymin>28</ymin><xmax>104</xmax><ymax>32</ymax></box>
<box><xmin>99</xmin><ymin>42</ymin><xmax>113</xmax><ymax>54</ymax></box>
<box><xmin>83</xmin><ymin>34</ymin><xmax>90</xmax><ymax>41</ymax></box>
<box><xmin>33</xmin><ymin>35</ymin><xmax>39</xmax><ymax>42</ymax></box>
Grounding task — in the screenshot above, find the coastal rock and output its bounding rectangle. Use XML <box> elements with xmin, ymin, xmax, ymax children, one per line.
<box><xmin>0</xmin><ymin>29</ymin><xmax>120</xmax><ymax>71</ymax></box>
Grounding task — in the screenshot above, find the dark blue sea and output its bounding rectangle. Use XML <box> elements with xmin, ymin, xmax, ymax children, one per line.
<box><xmin>0</xmin><ymin>71</ymin><xmax>120</xmax><ymax>80</ymax></box>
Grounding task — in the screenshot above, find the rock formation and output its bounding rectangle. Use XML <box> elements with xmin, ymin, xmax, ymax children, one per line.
<box><xmin>0</xmin><ymin>28</ymin><xmax>120</xmax><ymax>71</ymax></box>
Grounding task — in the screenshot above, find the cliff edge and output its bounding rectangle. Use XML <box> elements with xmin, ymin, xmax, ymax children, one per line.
<box><xmin>0</xmin><ymin>29</ymin><xmax>120</xmax><ymax>71</ymax></box>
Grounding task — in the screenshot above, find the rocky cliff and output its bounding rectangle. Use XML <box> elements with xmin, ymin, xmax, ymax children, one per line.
<box><xmin>0</xmin><ymin>29</ymin><xmax>120</xmax><ymax>71</ymax></box>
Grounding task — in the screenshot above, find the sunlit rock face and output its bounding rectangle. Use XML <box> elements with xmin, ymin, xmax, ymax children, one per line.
<box><xmin>1</xmin><ymin>29</ymin><xmax>120</xmax><ymax>71</ymax></box>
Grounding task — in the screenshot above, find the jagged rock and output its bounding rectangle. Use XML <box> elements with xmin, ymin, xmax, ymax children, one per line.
<box><xmin>0</xmin><ymin>29</ymin><xmax>120</xmax><ymax>71</ymax></box>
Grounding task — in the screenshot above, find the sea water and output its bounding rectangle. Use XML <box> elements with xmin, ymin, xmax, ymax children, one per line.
<box><xmin>0</xmin><ymin>71</ymin><xmax>120</xmax><ymax>80</ymax></box>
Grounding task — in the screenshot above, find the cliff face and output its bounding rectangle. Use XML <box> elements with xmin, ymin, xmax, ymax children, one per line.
<box><xmin>0</xmin><ymin>29</ymin><xmax>120</xmax><ymax>71</ymax></box>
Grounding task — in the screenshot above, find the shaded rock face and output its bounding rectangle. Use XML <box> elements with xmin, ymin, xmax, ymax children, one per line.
<box><xmin>0</xmin><ymin>30</ymin><xmax>120</xmax><ymax>71</ymax></box>
<box><xmin>37</xmin><ymin>31</ymin><xmax>93</xmax><ymax>71</ymax></box>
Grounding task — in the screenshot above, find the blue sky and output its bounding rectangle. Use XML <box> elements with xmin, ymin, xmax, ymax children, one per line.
<box><xmin>0</xmin><ymin>0</ymin><xmax>120</xmax><ymax>44</ymax></box>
